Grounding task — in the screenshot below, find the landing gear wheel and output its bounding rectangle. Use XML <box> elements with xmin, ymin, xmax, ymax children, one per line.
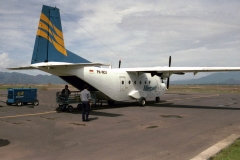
<box><xmin>33</xmin><ymin>100</ymin><xmax>39</xmax><ymax>106</ymax></box>
<box><xmin>16</xmin><ymin>101</ymin><xmax>22</xmax><ymax>106</ymax></box>
<box><xmin>68</xmin><ymin>105</ymin><xmax>73</xmax><ymax>112</ymax></box>
<box><xmin>138</xmin><ymin>97</ymin><xmax>146</xmax><ymax>106</ymax></box>
<box><xmin>156</xmin><ymin>97</ymin><xmax>160</xmax><ymax>102</ymax></box>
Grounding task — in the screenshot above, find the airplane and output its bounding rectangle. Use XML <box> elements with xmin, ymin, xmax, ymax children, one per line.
<box><xmin>8</xmin><ymin>5</ymin><xmax>240</xmax><ymax>106</ymax></box>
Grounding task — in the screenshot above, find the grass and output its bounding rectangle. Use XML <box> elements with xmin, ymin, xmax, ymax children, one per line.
<box><xmin>210</xmin><ymin>138</ymin><xmax>240</xmax><ymax>160</ymax></box>
<box><xmin>169</xmin><ymin>85</ymin><xmax>240</xmax><ymax>93</ymax></box>
<box><xmin>0</xmin><ymin>85</ymin><xmax>47</xmax><ymax>90</ymax></box>
<box><xmin>0</xmin><ymin>84</ymin><xmax>67</xmax><ymax>90</ymax></box>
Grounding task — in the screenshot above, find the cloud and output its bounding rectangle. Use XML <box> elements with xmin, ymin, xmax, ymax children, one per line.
<box><xmin>0</xmin><ymin>52</ymin><xmax>45</xmax><ymax>75</ymax></box>
<box><xmin>0</xmin><ymin>0</ymin><xmax>240</xmax><ymax>79</ymax></box>
<box><xmin>0</xmin><ymin>52</ymin><xmax>12</xmax><ymax>70</ymax></box>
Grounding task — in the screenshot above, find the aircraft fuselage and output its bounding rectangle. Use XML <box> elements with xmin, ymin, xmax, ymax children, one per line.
<box><xmin>39</xmin><ymin>66</ymin><xmax>166</xmax><ymax>101</ymax></box>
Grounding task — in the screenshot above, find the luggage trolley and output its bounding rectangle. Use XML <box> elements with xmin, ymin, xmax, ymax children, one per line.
<box><xmin>56</xmin><ymin>91</ymin><xmax>81</xmax><ymax>112</ymax></box>
<box><xmin>56</xmin><ymin>91</ymin><xmax>98</xmax><ymax>112</ymax></box>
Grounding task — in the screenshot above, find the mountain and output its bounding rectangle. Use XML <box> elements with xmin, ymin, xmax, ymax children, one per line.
<box><xmin>0</xmin><ymin>72</ymin><xmax>67</xmax><ymax>84</ymax></box>
<box><xmin>172</xmin><ymin>72</ymin><xmax>240</xmax><ymax>84</ymax></box>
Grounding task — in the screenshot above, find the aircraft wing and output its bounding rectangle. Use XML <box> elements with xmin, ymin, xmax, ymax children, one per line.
<box><xmin>124</xmin><ymin>67</ymin><xmax>240</xmax><ymax>77</ymax></box>
<box><xmin>7</xmin><ymin>62</ymin><xmax>111</xmax><ymax>70</ymax></box>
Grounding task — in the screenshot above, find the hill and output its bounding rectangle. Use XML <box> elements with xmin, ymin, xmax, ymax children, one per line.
<box><xmin>0</xmin><ymin>72</ymin><xmax>67</xmax><ymax>84</ymax></box>
<box><xmin>172</xmin><ymin>72</ymin><xmax>240</xmax><ymax>85</ymax></box>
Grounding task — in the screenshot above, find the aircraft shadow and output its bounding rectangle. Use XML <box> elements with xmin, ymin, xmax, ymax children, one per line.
<box><xmin>56</xmin><ymin>108</ymin><xmax>123</xmax><ymax>117</ymax></box>
<box><xmin>148</xmin><ymin>101</ymin><xmax>240</xmax><ymax>111</ymax></box>
<box><xmin>95</xmin><ymin>100</ymin><xmax>240</xmax><ymax>111</ymax></box>
<box><xmin>90</xmin><ymin>111</ymin><xmax>122</xmax><ymax>117</ymax></box>
<box><xmin>56</xmin><ymin>99</ymin><xmax>240</xmax><ymax>115</ymax></box>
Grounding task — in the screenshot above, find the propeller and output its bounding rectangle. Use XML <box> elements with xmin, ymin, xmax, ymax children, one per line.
<box><xmin>167</xmin><ymin>56</ymin><xmax>171</xmax><ymax>89</ymax></box>
<box><xmin>119</xmin><ymin>59</ymin><xmax>121</xmax><ymax>68</ymax></box>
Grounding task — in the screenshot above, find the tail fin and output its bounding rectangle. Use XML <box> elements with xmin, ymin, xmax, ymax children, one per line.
<box><xmin>31</xmin><ymin>5</ymin><xmax>90</xmax><ymax>64</ymax></box>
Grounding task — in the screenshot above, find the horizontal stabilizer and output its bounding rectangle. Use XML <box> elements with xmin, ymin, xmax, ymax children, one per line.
<box><xmin>7</xmin><ymin>66</ymin><xmax>37</xmax><ymax>70</ymax></box>
<box><xmin>34</xmin><ymin>62</ymin><xmax>111</xmax><ymax>68</ymax></box>
<box><xmin>7</xmin><ymin>62</ymin><xmax>111</xmax><ymax>70</ymax></box>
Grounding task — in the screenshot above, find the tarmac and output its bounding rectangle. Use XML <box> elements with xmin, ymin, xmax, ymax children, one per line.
<box><xmin>0</xmin><ymin>88</ymin><xmax>240</xmax><ymax>160</ymax></box>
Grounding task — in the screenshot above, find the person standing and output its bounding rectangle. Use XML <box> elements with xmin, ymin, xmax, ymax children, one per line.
<box><xmin>80</xmin><ymin>85</ymin><xmax>91</xmax><ymax>122</ymax></box>
<box><xmin>61</xmin><ymin>85</ymin><xmax>71</xmax><ymax>97</ymax></box>
<box><xmin>59</xmin><ymin>85</ymin><xmax>71</xmax><ymax>111</ymax></box>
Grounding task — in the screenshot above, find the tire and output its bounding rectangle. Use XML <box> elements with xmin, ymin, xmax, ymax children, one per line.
<box><xmin>33</xmin><ymin>100</ymin><xmax>39</xmax><ymax>106</ymax></box>
<box><xmin>156</xmin><ymin>97</ymin><xmax>160</xmax><ymax>102</ymax></box>
<box><xmin>68</xmin><ymin>105</ymin><xmax>73</xmax><ymax>112</ymax></box>
<box><xmin>77</xmin><ymin>104</ymin><xmax>82</xmax><ymax>110</ymax></box>
<box><xmin>16</xmin><ymin>101</ymin><xmax>22</xmax><ymax>106</ymax></box>
<box><xmin>138</xmin><ymin>97</ymin><xmax>146</xmax><ymax>106</ymax></box>
<box><xmin>61</xmin><ymin>105</ymin><xmax>67</xmax><ymax>111</ymax></box>
<box><xmin>107</xmin><ymin>100</ymin><xmax>115</xmax><ymax>106</ymax></box>
<box><xmin>6</xmin><ymin>101</ymin><xmax>12</xmax><ymax>106</ymax></box>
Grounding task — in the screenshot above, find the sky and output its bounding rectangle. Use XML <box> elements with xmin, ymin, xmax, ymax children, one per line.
<box><xmin>0</xmin><ymin>0</ymin><xmax>240</xmax><ymax>80</ymax></box>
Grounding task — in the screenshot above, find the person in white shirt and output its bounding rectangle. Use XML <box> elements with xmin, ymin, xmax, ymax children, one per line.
<box><xmin>80</xmin><ymin>85</ymin><xmax>91</xmax><ymax>121</ymax></box>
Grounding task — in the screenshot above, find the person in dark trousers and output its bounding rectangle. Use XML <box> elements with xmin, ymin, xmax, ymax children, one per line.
<box><xmin>59</xmin><ymin>85</ymin><xmax>71</xmax><ymax>111</ymax></box>
<box><xmin>80</xmin><ymin>85</ymin><xmax>92</xmax><ymax>122</ymax></box>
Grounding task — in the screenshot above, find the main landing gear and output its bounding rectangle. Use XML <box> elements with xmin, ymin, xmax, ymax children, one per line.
<box><xmin>138</xmin><ymin>96</ymin><xmax>160</xmax><ymax>106</ymax></box>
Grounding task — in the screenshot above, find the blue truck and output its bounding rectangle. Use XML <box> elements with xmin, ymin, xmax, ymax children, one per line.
<box><xmin>6</xmin><ymin>88</ymin><xmax>39</xmax><ymax>106</ymax></box>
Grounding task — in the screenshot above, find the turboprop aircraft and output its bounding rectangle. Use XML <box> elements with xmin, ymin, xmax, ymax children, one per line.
<box><xmin>8</xmin><ymin>5</ymin><xmax>240</xmax><ymax>106</ymax></box>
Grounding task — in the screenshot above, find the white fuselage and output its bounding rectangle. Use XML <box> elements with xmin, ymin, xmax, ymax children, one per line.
<box><xmin>39</xmin><ymin>66</ymin><xmax>167</xmax><ymax>101</ymax></box>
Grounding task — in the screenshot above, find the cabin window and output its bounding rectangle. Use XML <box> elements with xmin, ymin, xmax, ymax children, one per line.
<box><xmin>134</xmin><ymin>81</ymin><xmax>136</xmax><ymax>84</ymax></box>
<box><xmin>140</xmin><ymin>81</ymin><xmax>142</xmax><ymax>84</ymax></box>
<box><xmin>149</xmin><ymin>81</ymin><xmax>151</xmax><ymax>84</ymax></box>
<box><xmin>122</xmin><ymin>81</ymin><xmax>124</xmax><ymax>84</ymax></box>
<box><xmin>128</xmin><ymin>81</ymin><xmax>131</xmax><ymax>84</ymax></box>
<box><xmin>145</xmin><ymin>81</ymin><xmax>147</xmax><ymax>84</ymax></box>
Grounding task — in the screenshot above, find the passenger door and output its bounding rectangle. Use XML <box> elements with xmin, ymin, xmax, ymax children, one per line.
<box><xmin>119</xmin><ymin>77</ymin><xmax>126</xmax><ymax>91</ymax></box>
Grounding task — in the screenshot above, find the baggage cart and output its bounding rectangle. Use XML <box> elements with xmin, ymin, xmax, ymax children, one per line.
<box><xmin>56</xmin><ymin>91</ymin><xmax>97</xmax><ymax>112</ymax></box>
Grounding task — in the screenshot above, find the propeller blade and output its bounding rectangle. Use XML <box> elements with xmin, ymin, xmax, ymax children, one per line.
<box><xmin>167</xmin><ymin>77</ymin><xmax>170</xmax><ymax>89</ymax></box>
<box><xmin>167</xmin><ymin>56</ymin><xmax>171</xmax><ymax>89</ymax></box>
<box><xmin>169</xmin><ymin>56</ymin><xmax>171</xmax><ymax>67</ymax></box>
<box><xmin>119</xmin><ymin>59</ymin><xmax>121</xmax><ymax>68</ymax></box>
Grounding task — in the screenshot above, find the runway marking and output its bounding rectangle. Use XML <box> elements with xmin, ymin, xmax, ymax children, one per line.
<box><xmin>159</xmin><ymin>94</ymin><xmax>219</xmax><ymax>104</ymax></box>
<box><xmin>0</xmin><ymin>111</ymin><xmax>57</xmax><ymax>119</ymax></box>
